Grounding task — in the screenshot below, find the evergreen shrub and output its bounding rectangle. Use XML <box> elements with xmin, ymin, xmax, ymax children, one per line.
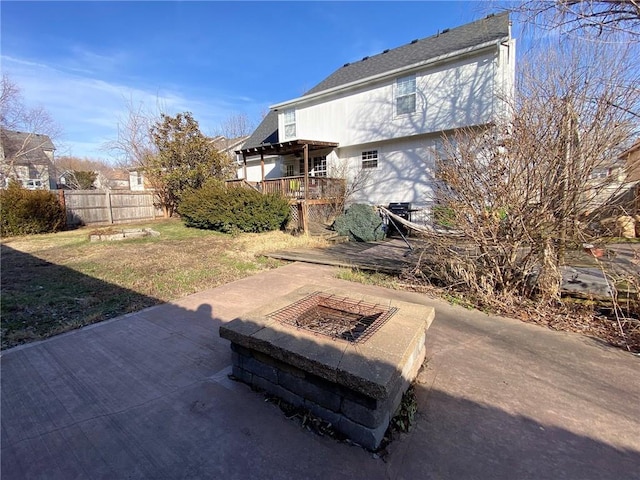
<box><xmin>0</xmin><ymin>182</ymin><xmax>66</xmax><ymax>237</ymax></box>
<box><xmin>332</xmin><ymin>203</ymin><xmax>385</xmax><ymax>242</ymax></box>
<box><xmin>178</xmin><ymin>180</ymin><xmax>290</xmax><ymax>233</ymax></box>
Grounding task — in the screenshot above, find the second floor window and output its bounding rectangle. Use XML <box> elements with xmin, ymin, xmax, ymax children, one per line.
<box><xmin>396</xmin><ymin>75</ymin><xmax>416</xmax><ymax>115</ymax></box>
<box><xmin>362</xmin><ymin>150</ymin><xmax>378</xmax><ymax>169</ymax></box>
<box><xmin>284</xmin><ymin>109</ymin><xmax>296</xmax><ymax>139</ymax></box>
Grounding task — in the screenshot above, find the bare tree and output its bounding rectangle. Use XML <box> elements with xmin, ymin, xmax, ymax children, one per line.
<box><xmin>1</xmin><ymin>74</ymin><xmax>61</xmax><ymax>137</ymax></box>
<box><xmin>104</xmin><ymin>98</ymin><xmax>158</xmax><ymax>169</ymax></box>
<box><xmin>327</xmin><ymin>157</ymin><xmax>375</xmax><ymax>219</ymax></box>
<box><xmin>216</xmin><ymin>113</ymin><xmax>255</xmax><ymax>140</ymax></box>
<box><xmin>415</xmin><ymin>39</ymin><xmax>639</xmax><ymax>304</ymax></box>
<box><xmin>508</xmin><ymin>0</ymin><xmax>640</xmax><ymax>39</ymax></box>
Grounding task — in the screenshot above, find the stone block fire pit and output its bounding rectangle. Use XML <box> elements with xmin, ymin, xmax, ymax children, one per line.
<box><xmin>219</xmin><ymin>286</ymin><xmax>434</xmax><ymax>449</ymax></box>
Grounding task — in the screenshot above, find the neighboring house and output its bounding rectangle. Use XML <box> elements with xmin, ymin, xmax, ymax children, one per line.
<box><xmin>128</xmin><ymin>167</ymin><xmax>148</xmax><ymax>191</ymax></box>
<box><xmin>210</xmin><ymin>135</ymin><xmax>250</xmax><ymax>176</ymax></box>
<box><xmin>621</xmin><ymin>139</ymin><xmax>640</xmax><ymax>183</ymax></box>
<box><xmin>127</xmin><ymin>135</ymin><xmax>249</xmax><ymax>191</ymax></box>
<box><xmin>57</xmin><ymin>170</ymin><xmax>79</xmax><ymax>189</ymax></box>
<box><xmin>582</xmin><ymin>139</ymin><xmax>640</xmax><ymax>216</ymax></box>
<box><xmin>58</xmin><ymin>168</ymin><xmax>131</xmax><ymax>190</ymax></box>
<box><xmin>238</xmin><ymin>13</ymin><xmax>515</xmax><ymax>223</ymax></box>
<box><xmin>97</xmin><ymin>169</ymin><xmax>130</xmax><ymax>190</ymax></box>
<box><xmin>0</xmin><ymin>128</ymin><xmax>57</xmax><ymax>190</ymax></box>
<box><xmin>211</xmin><ymin>135</ymin><xmax>249</xmax><ymax>163</ymax></box>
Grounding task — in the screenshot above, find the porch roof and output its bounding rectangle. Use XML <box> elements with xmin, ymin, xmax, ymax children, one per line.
<box><xmin>238</xmin><ymin>139</ymin><xmax>338</xmax><ymax>158</ymax></box>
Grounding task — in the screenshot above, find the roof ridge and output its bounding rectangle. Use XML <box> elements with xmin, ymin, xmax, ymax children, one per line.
<box><xmin>341</xmin><ymin>12</ymin><xmax>508</xmax><ymax>69</ymax></box>
<box><xmin>303</xmin><ymin>12</ymin><xmax>509</xmax><ymax>97</ymax></box>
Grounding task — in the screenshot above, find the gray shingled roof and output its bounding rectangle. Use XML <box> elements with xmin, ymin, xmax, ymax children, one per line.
<box><xmin>241</xmin><ymin>111</ymin><xmax>279</xmax><ymax>151</ymax></box>
<box><xmin>306</xmin><ymin>12</ymin><xmax>509</xmax><ymax>96</ymax></box>
<box><xmin>1</xmin><ymin>129</ymin><xmax>55</xmax><ymax>165</ymax></box>
<box><xmin>243</xmin><ymin>13</ymin><xmax>509</xmax><ymax>150</ymax></box>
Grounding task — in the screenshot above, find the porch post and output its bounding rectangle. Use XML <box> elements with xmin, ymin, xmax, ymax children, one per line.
<box><xmin>242</xmin><ymin>153</ymin><xmax>247</xmax><ymax>180</ymax></box>
<box><xmin>260</xmin><ymin>152</ymin><xmax>265</xmax><ymax>182</ymax></box>
<box><xmin>302</xmin><ymin>143</ymin><xmax>309</xmax><ymax>235</ymax></box>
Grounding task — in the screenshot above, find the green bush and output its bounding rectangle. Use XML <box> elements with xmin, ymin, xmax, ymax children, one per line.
<box><xmin>332</xmin><ymin>203</ymin><xmax>385</xmax><ymax>242</ymax></box>
<box><xmin>178</xmin><ymin>180</ymin><xmax>290</xmax><ymax>233</ymax></box>
<box><xmin>0</xmin><ymin>182</ymin><xmax>66</xmax><ymax>237</ymax></box>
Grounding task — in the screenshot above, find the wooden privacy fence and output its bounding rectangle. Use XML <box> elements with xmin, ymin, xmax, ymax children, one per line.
<box><xmin>60</xmin><ymin>190</ymin><xmax>162</xmax><ymax>226</ymax></box>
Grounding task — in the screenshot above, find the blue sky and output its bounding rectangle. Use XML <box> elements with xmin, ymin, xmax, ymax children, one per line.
<box><xmin>2</xmin><ymin>1</ymin><xmax>498</xmax><ymax>161</ymax></box>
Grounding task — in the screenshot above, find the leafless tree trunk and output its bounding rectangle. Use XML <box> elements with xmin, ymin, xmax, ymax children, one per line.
<box><xmin>327</xmin><ymin>158</ymin><xmax>376</xmax><ymax>220</ymax></box>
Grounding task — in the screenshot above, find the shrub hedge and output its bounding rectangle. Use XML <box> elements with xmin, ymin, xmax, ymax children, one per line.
<box><xmin>178</xmin><ymin>180</ymin><xmax>290</xmax><ymax>233</ymax></box>
<box><xmin>332</xmin><ymin>203</ymin><xmax>386</xmax><ymax>242</ymax></box>
<box><xmin>0</xmin><ymin>182</ymin><xmax>66</xmax><ymax>237</ymax></box>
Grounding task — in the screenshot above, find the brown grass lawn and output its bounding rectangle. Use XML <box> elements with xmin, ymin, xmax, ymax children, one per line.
<box><xmin>1</xmin><ymin>219</ymin><xmax>328</xmax><ymax>349</ymax></box>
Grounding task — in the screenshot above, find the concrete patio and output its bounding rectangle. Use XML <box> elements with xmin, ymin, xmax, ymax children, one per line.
<box><xmin>1</xmin><ymin>262</ymin><xmax>639</xmax><ymax>479</ymax></box>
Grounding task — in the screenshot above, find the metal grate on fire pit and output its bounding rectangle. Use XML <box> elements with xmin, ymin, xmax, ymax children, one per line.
<box><xmin>267</xmin><ymin>292</ymin><xmax>398</xmax><ymax>343</ymax></box>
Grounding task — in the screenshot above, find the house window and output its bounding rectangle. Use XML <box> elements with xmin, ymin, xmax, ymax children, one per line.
<box><xmin>590</xmin><ymin>167</ymin><xmax>615</xmax><ymax>180</ymax></box>
<box><xmin>362</xmin><ymin>150</ymin><xmax>379</xmax><ymax>169</ymax></box>
<box><xmin>285</xmin><ymin>164</ymin><xmax>295</xmax><ymax>177</ymax></box>
<box><xmin>396</xmin><ymin>75</ymin><xmax>416</xmax><ymax>115</ymax></box>
<box><xmin>284</xmin><ymin>109</ymin><xmax>296</xmax><ymax>139</ymax></box>
<box><xmin>136</xmin><ymin>172</ymin><xmax>143</xmax><ymax>185</ymax></box>
<box><xmin>28</xmin><ymin>164</ymin><xmax>39</xmax><ymax>179</ymax></box>
<box><xmin>299</xmin><ymin>156</ymin><xmax>327</xmax><ymax>177</ymax></box>
<box><xmin>312</xmin><ymin>156</ymin><xmax>327</xmax><ymax>177</ymax></box>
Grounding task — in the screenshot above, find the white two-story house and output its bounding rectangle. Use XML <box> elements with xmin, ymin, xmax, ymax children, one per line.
<box><xmin>238</xmin><ymin>13</ymin><xmax>515</xmax><ymax>223</ymax></box>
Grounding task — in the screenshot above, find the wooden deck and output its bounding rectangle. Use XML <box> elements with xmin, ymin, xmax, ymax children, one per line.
<box><xmin>267</xmin><ymin>238</ymin><xmax>414</xmax><ymax>274</ymax></box>
<box><xmin>227</xmin><ymin>176</ymin><xmax>345</xmax><ymax>200</ymax></box>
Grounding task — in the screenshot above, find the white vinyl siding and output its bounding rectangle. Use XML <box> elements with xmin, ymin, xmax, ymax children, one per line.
<box><xmin>286</xmin><ymin>49</ymin><xmax>500</xmax><ymax>146</ymax></box>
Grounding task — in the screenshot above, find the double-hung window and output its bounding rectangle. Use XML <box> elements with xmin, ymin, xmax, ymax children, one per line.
<box><xmin>396</xmin><ymin>75</ymin><xmax>416</xmax><ymax>115</ymax></box>
<box><xmin>284</xmin><ymin>109</ymin><xmax>296</xmax><ymax>139</ymax></box>
<box><xmin>361</xmin><ymin>150</ymin><xmax>378</xmax><ymax>169</ymax></box>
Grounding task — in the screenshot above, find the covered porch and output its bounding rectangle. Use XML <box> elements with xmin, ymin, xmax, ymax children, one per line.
<box><xmin>234</xmin><ymin>139</ymin><xmax>344</xmax><ymax>234</ymax></box>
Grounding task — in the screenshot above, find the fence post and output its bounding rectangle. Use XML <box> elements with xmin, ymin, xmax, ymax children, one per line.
<box><xmin>151</xmin><ymin>192</ymin><xmax>157</xmax><ymax>219</ymax></box>
<box><xmin>57</xmin><ymin>190</ymin><xmax>67</xmax><ymax>227</ymax></box>
<box><xmin>105</xmin><ymin>189</ymin><xmax>113</xmax><ymax>224</ymax></box>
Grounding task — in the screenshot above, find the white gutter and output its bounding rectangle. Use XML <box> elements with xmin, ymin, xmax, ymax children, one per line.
<box><xmin>270</xmin><ymin>37</ymin><xmax>508</xmax><ymax>110</ymax></box>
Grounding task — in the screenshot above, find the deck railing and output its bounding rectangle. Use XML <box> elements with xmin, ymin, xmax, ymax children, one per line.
<box><xmin>228</xmin><ymin>176</ymin><xmax>346</xmax><ymax>200</ymax></box>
